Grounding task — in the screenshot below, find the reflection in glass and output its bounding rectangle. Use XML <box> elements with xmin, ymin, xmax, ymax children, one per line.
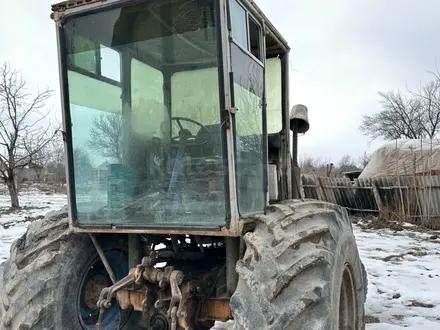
<box><xmin>266</xmin><ymin>58</ymin><xmax>282</xmax><ymax>134</ymax></box>
<box><xmin>64</xmin><ymin>0</ymin><xmax>226</xmax><ymax>227</ymax></box>
<box><xmin>231</xmin><ymin>44</ymin><xmax>265</xmax><ymax>215</ymax></box>
<box><xmin>229</xmin><ymin>0</ymin><xmax>248</xmax><ymax>47</ymax></box>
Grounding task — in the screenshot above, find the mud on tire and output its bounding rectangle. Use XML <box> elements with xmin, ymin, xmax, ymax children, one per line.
<box><xmin>0</xmin><ymin>208</ymin><xmax>132</xmax><ymax>330</ymax></box>
<box><xmin>228</xmin><ymin>200</ymin><xmax>366</xmax><ymax>330</ymax></box>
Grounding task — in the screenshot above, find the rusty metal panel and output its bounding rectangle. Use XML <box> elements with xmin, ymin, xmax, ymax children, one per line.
<box><xmin>51</xmin><ymin>0</ymin><xmax>106</xmax><ymax>12</ymax></box>
<box><xmin>70</xmin><ymin>223</ymin><xmax>243</xmax><ymax>236</ymax></box>
<box><xmin>198</xmin><ymin>298</ymin><xmax>232</xmax><ymax>322</ymax></box>
<box><xmin>116</xmin><ymin>290</ymin><xmax>144</xmax><ymax>311</ymax></box>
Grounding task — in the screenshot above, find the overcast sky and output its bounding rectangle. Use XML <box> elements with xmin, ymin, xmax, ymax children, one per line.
<box><xmin>1</xmin><ymin>0</ymin><xmax>440</xmax><ymax>164</ymax></box>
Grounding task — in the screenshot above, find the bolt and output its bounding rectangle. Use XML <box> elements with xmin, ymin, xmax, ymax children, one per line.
<box><xmin>175</xmin><ymin>271</ymin><xmax>184</xmax><ymax>285</ymax></box>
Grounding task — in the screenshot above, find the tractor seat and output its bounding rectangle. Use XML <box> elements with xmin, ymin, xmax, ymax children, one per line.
<box><xmin>192</xmin><ymin>124</ymin><xmax>223</xmax><ymax>158</ymax></box>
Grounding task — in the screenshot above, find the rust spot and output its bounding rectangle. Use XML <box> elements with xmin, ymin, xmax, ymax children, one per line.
<box><xmin>116</xmin><ymin>290</ymin><xmax>144</xmax><ymax>311</ymax></box>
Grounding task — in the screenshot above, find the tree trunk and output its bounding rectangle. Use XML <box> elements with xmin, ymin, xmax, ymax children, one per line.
<box><xmin>6</xmin><ymin>177</ymin><xmax>19</xmax><ymax>209</ymax></box>
<box><xmin>36</xmin><ymin>170</ymin><xmax>43</xmax><ymax>182</ymax></box>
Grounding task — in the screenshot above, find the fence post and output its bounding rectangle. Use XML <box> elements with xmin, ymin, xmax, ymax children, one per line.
<box><xmin>316</xmin><ymin>177</ymin><xmax>326</xmax><ymax>202</ymax></box>
<box><xmin>299</xmin><ymin>175</ymin><xmax>305</xmax><ymax>199</ymax></box>
<box><xmin>372</xmin><ymin>181</ymin><xmax>382</xmax><ymax>214</ymax></box>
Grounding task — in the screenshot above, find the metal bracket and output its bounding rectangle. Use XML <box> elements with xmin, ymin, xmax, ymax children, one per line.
<box><xmin>223</xmin><ymin>107</ymin><xmax>236</xmax><ymax>130</ymax></box>
<box><xmin>224</xmin><ymin>106</ymin><xmax>237</xmax><ymax>114</ymax></box>
<box><xmin>94</xmin><ymin>257</ymin><xmax>186</xmax><ymax>330</ymax></box>
<box><xmin>50</xmin><ymin>11</ymin><xmax>65</xmax><ymax>25</ymax></box>
<box><xmin>89</xmin><ymin>234</ymin><xmax>117</xmax><ymax>284</ymax></box>
<box><xmin>167</xmin><ymin>270</ymin><xmax>184</xmax><ymax>330</ymax></box>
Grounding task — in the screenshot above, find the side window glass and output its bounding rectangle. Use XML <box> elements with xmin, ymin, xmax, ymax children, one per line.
<box><xmin>248</xmin><ymin>17</ymin><xmax>261</xmax><ymax>60</ymax></box>
<box><xmin>229</xmin><ymin>0</ymin><xmax>248</xmax><ymax>47</ymax></box>
<box><xmin>68</xmin><ymin>36</ymin><xmax>121</xmax><ymax>83</ymax></box>
<box><xmin>266</xmin><ymin>58</ymin><xmax>282</xmax><ymax>133</ymax></box>
<box><xmin>231</xmin><ymin>44</ymin><xmax>265</xmax><ymax>215</ymax></box>
<box><xmin>68</xmin><ymin>36</ymin><xmax>98</xmax><ymax>74</ymax></box>
<box><xmin>100</xmin><ymin>46</ymin><xmax>121</xmax><ymax>82</ymax></box>
<box><xmin>229</xmin><ymin>0</ymin><xmax>262</xmax><ymax>61</ymax></box>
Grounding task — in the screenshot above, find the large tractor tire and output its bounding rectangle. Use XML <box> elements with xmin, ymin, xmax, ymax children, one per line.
<box><xmin>227</xmin><ymin>200</ymin><xmax>366</xmax><ymax>330</ymax></box>
<box><xmin>361</xmin><ymin>261</ymin><xmax>368</xmax><ymax>301</ymax></box>
<box><xmin>0</xmin><ymin>208</ymin><xmax>134</xmax><ymax>330</ymax></box>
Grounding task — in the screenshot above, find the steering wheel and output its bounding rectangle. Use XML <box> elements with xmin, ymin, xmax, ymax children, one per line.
<box><xmin>171</xmin><ymin>117</ymin><xmax>210</xmax><ymax>146</ymax></box>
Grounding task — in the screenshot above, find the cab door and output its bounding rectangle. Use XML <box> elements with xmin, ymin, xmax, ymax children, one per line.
<box><xmin>227</xmin><ymin>0</ymin><xmax>267</xmax><ymax>216</ymax></box>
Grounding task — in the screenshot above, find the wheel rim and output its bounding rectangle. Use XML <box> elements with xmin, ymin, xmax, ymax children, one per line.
<box><xmin>339</xmin><ymin>264</ymin><xmax>357</xmax><ymax>330</ymax></box>
<box><xmin>78</xmin><ymin>249</ymin><xmax>129</xmax><ymax>329</ymax></box>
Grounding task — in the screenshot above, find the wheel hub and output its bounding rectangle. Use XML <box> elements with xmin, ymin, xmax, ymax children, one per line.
<box><xmin>83</xmin><ymin>274</ymin><xmax>108</xmax><ymax>309</ymax></box>
<box><xmin>78</xmin><ymin>250</ymin><xmax>129</xmax><ymax>329</ymax></box>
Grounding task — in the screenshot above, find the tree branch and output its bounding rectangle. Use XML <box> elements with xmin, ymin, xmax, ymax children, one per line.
<box><xmin>0</xmin><ymin>61</ymin><xmax>55</xmax><ymax>198</ymax></box>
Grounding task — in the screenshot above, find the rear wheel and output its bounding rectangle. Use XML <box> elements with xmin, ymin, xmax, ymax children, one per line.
<box><xmin>361</xmin><ymin>261</ymin><xmax>368</xmax><ymax>301</ymax></box>
<box><xmin>78</xmin><ymin>250</ymin><xmax>131</xmax><ymax>329</ymax></box>
<box><xmin>226</xmin><ymin>200</ymin><xmax>366</xmax><ymax>330</ymax></box>
<box><xmin>0</xmin><ymin>209</ymin><xmax>133</xmax><ymax>330</ymax></box>
<box><xmin>339</xmin><ymin>265</ymin><xmax>358</xmax><ymax>328</ymax></box>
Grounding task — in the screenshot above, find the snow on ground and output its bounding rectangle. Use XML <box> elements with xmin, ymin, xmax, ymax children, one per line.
<box><xmin>0</xmin><ymin>185</ymin><xmax>67</xmax><ymax>262</ymax></box>
<box><xmin>1</xmin><ymin>186</ymin><xmax>440</xmax><ymax>329</ymax></box>
<box><xmin>354</xmin><ymin>221</ymin><xmax>440</xmax><ymax>329</ymax></box>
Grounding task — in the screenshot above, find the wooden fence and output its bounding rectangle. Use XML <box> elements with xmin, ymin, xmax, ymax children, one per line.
<box><xmin>301</xmin><ymin>175</ymin><xmax>440</xmax><ymax>229</ymax></box>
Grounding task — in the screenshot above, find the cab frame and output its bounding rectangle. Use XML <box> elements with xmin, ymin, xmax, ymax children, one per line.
<box><xmin>51</xmin><ymin>0</ymin><xmax>292</xmax><ymax>237</ymax></box>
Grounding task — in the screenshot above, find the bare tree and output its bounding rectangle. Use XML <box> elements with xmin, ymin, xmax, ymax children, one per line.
<box><xmin>336</xmin><ymin>154</ymin><xmax>360</xmax><ymax>174</ymax></box>
<box><xmin>360</xmin><ymin>91</ymin><xmax>424</xmax><ymax>140</ymax></box>
<box><xmin>49</xmin><ymin>138</ymin><xmax>66</xmax><ymax>183</ymax></box>
<box><xmin>299</xmin><ymin>155</ymin><xmax>333</xmax><ymax>176</ymax></box>
<box><xmin>0</xmin><ymin>62</ymin><xmax>55</xmax><ymax>208</ymax></box>
<box><xmin>408</xmin><ymin>71</ymin><xmax>440</xmax><ymax>138</ymax></box>
<box><xmin>29</xmin><ymin>145</ymin><xmax>52</xmax><ymax>182</ymax></box>
<box><xmin>87</xmin><ymin>113</ymin><xmax>122</xmax><ymax>163</ymax></box>
<box><xmin>361</xmin><ymin>67</ymin><xmax>440</xmax><ymax>140</ymax></box>
<box><xmin>357</xmin><ymin>151</ymin><xmax>371</xmax><ymax>169</ymax></box>
<box><xmin>40</xmin><ymin>138</ymin><xmax>66</xmax><ymax>183</ymax></box>
<box><xmin>337</xmin><ymin>154</ymin><xmax>356</xmax><ymax>168</ymax></box>
<box><xmin>73</xmin><ymin>147</ymin><xmax>93</xmax><ymax>184</ymax></box>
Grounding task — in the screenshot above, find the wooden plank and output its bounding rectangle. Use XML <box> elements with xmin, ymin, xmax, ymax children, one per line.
<box><xmin>346</xmin><ymin>207</ymin><xmax>380</xmax><ymax>213</ymax></box>
<box><xmin>299</xmin><ymin>174</ymin><xmax>440</xmax><ymax>229</ymax></box>
<box><xmin>320</xmin><ymin>185</ymin><xmax>372</xmax><ymax>190</ymax></box>
<box><xmin>372</xmin><ymin>181</ymin><xmax>382</xmax><ymax>213</ymax></box>
<box><xmin>316</xmin><ymin>176</ymin><xmax>326</xmax><ymax>201</ymax></box>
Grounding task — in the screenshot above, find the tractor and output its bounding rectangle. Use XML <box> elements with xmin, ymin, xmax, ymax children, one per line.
<box><xmin>0</xmin><ymin>0</ymin><xmax>367</xmax><ymax>329</ymax></box>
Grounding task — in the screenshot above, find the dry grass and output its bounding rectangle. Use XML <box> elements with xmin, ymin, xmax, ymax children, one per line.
<box><xmin>53</xmin><ymin>184</ymin><xmax>67</xmax><ymax>194</ymax></box>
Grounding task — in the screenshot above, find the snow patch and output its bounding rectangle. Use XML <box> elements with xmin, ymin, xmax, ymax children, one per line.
<box><xmin>355</xmin><ymin>225</ymin><xmax>440</xmax><ymax>329</ymax></box>
<box><xmin>0</xmin><ymin>186</ymin><xmax>67</xmax><ymax>262</ymax></box>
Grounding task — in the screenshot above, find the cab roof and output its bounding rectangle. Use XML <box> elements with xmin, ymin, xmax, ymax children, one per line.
<box><xmin>51</xmin><ymin>0</ymin><xmax>290</xmax><ymax>54</ymax></box>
